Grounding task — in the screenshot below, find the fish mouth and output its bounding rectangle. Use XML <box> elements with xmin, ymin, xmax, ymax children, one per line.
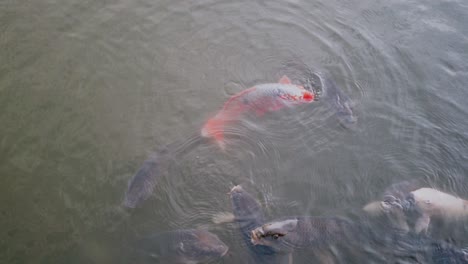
<box><xmin>250</xmin><ymin>229</ymin><xmax>262</xmax><ymax>245</ymax></box>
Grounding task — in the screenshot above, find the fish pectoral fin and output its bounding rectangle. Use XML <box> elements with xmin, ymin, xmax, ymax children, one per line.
<box><xmin>414</xmin><ymin>214</ymin><xmax>431</xmax><ymax>234</ymax></box>
<box><xmin>279</xmin><ymin>75</ymin><xmax>292</xmax><ymax>84</ymax></box>
<box><xmin>212</xmin><ymin>212</ymin><xmax>235</xmax><ymax>224</ymax></box>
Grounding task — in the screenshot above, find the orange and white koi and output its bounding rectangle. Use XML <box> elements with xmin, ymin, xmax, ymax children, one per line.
<box><xmin>201</xmin><ymin>75</ymin><xmax>315</xmax><ymax>149</ymax></box>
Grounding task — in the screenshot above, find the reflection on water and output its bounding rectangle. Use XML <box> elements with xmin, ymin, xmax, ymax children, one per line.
<box><xmin>1</xmin><ymin>0</ymin><xmax>468</xmax><ymax>263</ymax></box>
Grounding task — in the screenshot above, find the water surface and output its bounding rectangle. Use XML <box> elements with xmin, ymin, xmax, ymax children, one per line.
<box><xmin>1</xmin><ymin>0</ymin><xmax>468</xmax><ymax>263</ymax></box>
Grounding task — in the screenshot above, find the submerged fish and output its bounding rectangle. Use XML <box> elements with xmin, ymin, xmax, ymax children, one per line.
<box><xmin>314</xmin><ymin>72</ymin><xmax>357</xmax><ymax>128</ymax></box>
<box><xmin>228</xmin><ymin>185</ymin><xmax>291</xmax><ymax>264</ymax></box>
<box><xmin>123</xmin><ymin>152</ymin><xmax>168</xmax><ymax>208</ymax></box>
<box><xmin>123</xmin><ymin>134</ymin><xmax>206</xmax><ymax>208</ymax></box>
<box><xmin>133</xmin><ymin>229</ymin><xmax>228</xmax><ymax>264</ymax></box>
<box><xmin>201</xmin><ymin>76</ymin><xmax>315</xmax><ymax>150</ymax></box>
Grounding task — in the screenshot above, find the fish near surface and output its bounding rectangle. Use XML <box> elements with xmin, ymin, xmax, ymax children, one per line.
<box><xmin>133</xmin><ymin>229</ymin><xmax>228</xmax><ymax>264</ymax></box>
<box><xmin>229</xmin><ymin>185</ymin><xmax>291</xmax><ymax>264</ymax></box>
<box><xmin>201</xmin><ymin>76</ymin><xmax>315</xmax><ymax>150</ymax></box>
<box><xmin>250</xmin><ymin>216</ymin><xmax>357</xmax><ymax>254</ymax></box>
<box><xmin>123</xmin><ymin>134</ymin><xmax>206</xmax><ymax>208</ymax></box>
<box><xmin>123</xmin><ymin>152</ymin><xmax>168</xmax><ymax>208</ymax></box>
<box><xmin>363</xmin><ymin>180</ymin><xmax>426</xmax><ymax>232</ymax></box>
<box><xmin>368</xmin><ymin>229</ymin><xmax>468</xmax><ymax>264</ymax></box>
<box><xmin>314</xmin><ymin>72</ymin><xmax>357</xmax><ymax>128</ymax></box>
<box><xmin>406</xmin><ymin>188</ymin><xmax>468</xmax><ymax>234</ymax></box>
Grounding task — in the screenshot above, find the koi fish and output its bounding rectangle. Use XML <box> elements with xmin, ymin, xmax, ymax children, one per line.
<box><xmin>250</xmin><ymin>215</ymin><xmax>468</xmax><ymax>263</ymax></box>
<box><xmin>406</xmin><ymin>188</ymin><xmax>468</xmax><ymax>234</ymax></box>
<box><xmin>250</xmin><ymin>216</ymin><xmax>356</xmax><ymax>254</ymax></box>
<box><xmin>201</xmin><ymin>76</ymin><xmax>315</xmax><ymax>150</ymax></box>
<box><xmin>123</xmin><ymin>155</ymin><xmax>161</xmax><ymax>208</ymax></box>
<box><xmin>228</xmin><ymin>185</ymin><xmax>291</xmax><ymax>264</ymax></box>
<box><xmin>133</xmin><ymin>229</ymin><xmax>228</xmax><ymax>264</ymax></box>
<box><xmin>363</xmin><ymin>180</ymin><xmax>425</xmax><ymax>232</ymax></box>
<box><xmin>314</xmin><ymin>72</ymin><xmax>357</xmax><ymax>128</ymax></box>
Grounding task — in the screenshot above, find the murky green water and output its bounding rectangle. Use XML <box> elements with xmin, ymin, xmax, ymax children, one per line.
<box><xmin>1</xmin><ymin>0</ymin><xmax>468</xmax><ymax>263</ymax></box>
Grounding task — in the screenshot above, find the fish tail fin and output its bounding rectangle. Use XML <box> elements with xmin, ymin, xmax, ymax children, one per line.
<box><xmin>201</xmin><ymin>117</ymin><xmax>226</xmax><ymax>149</ymax></box>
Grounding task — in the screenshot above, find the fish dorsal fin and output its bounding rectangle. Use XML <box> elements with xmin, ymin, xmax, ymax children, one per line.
<box><xmin>278</xmin><ymin>75</ymin><xmax>292</xmax><ymax>84</ymax></box>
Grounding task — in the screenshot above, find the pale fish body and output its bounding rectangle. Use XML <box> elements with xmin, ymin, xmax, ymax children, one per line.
<box><xmin>362</xmin><ymin>180</ymin><xmax>426</xmax><ymax>232</ymax></box>
<box><xmin>408</xmin><ymin>188</ymin><xmax>468</xmax><ymax>234</ymax></box>
<box><xmin>411</xmin><ymin>188</ymin><xmax>468</xmax><ymax>217</ymax></box>
<box><xmin>364</xmin><ymin>182</ymin><xmax>468</xmax><ymax>234</ymax></box>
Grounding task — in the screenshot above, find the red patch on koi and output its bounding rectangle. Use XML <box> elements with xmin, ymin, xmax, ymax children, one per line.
<box><xmin>303</xmin><ymin>92</ymin><xmax>314</xmax><ymax>101</ymax></box>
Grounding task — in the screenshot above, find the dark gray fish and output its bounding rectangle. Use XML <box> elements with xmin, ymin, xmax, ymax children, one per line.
<box><xmin>314</xmin><ymin>72</ymin><xmax>357</xmax><ymax>128</ymax></box>
<box><xmin>123</xmin><ymin>133</ymin><xmax>207</xmax><ymax>208</ymax></box>
<box><xmin>229</xmin><ymin>185</ymin><xmax>290</xmax><ymax>264</ymax></box>
<box><xmin>123</xmin><ymin>153</ymin><xmax>165</xmax><ymax>208</ymax></box>
<box><xmin>133</xmin><ymin>229</ymin><xmax>228</xmax><ymax>264</ymax></box>
<box><xmin>250</xmin><ymin>216</ymin><xmax>356</xmax><ymax>254</ymax></box>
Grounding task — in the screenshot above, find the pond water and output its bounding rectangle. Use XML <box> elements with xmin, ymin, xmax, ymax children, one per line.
<box><xmin>1</xmin><ymin>0</ymin><xmax>468</xmax><ymax>263</ymax></box>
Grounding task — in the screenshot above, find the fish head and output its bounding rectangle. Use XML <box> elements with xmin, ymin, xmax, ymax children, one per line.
<box><xmin>278</xmin><ymin>86</ymin><xmax>315</xmax><ymax>105</ymax></box>
<box><xmin>177</xmin><ymin>230</ymin><xmax>229</xmax><ymax>263</ymax></box>
<box><xmin>228</xmin><ymin>185</ymin><xmax>245</xmax><ymax>195</ymax></box>
<box><xmin>250</xmin><ymin>218</ymin><xmax>298</xmax><ymax>253</ymax></box>
<box><xmin>298</xmin><ymin>89</ymin><xmax>315</xmax><ymax>102</ymax></box>
<box><xmin>229</xmin><ymin>185</ymin><xmax>263</xmax><ymax>222</ymax></box>
<box><xmin>229</xmin><ymin>185</ymin><xmax>249</xmax><ymax>207</ymax></box>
